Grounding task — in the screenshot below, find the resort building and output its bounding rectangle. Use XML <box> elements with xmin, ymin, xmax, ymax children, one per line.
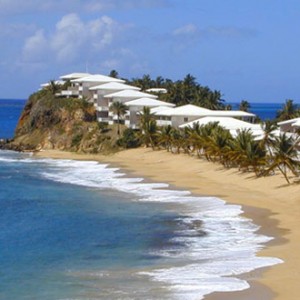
<box><xmin>70</xmin><ymin>74</ymin><xmax>125</xmax><ymax>100</ymax></box>
<box><xmin>179</xmin><ymin>116</ymin><xmax>263</xmax><ymax>138</ymax></box>
<box><xmin>42</xmin><ymin>72</ymin><xmax>260</xmax><ymax>131</ymax></box>
<box><xmin>278</xmin><ymin>118</ymin><xmax>300</xmax><ymax>133</ymax></box>
<box><xmin>57</xmin><ymin>73</ymin><xmax>92</xmax><ymax>98</ymax></box>
<box><xmin>124</xmin><ymin>98</ymin><xmax>175</xmax><ymax>129</ymax></box>
<box><xmin>89</xmin><ymin>83</ymin><xmax>141</xmax><ymax>123</ymax></box>
<box><xmin>152</xmin><ymin>104</ymin><xmax>256</xmax><ymax>128</ymax></box>
<box><xmin>102</xmin><ymin>90</ymin><xmax>159</xmax><ymax>125</ymax></box>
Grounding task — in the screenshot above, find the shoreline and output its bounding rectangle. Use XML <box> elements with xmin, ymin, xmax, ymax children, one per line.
<box><xmin>34</xmin><ymin>148</ymin><xmax>299</xmax><ymax>300</ymax></box>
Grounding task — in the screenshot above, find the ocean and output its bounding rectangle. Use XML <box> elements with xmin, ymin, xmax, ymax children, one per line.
<box><xmin>0</xmin><ymin>99</ymin><xmax>282</xmax><ymax>300</ymax></box>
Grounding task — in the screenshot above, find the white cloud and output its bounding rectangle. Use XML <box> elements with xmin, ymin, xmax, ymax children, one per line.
<box><xmin>22</xmin><ymin>29</ymin><xmax>49</xmax><ymax>62</ymax></box>
<box><xmin>172</xmin><ymin>24</ymin><xmax>257</xmax><ymax>40</ymax></box>
<box><xmin>172</xmin><ymin>24</ymin><xmax>198</xmax><ymax>36</ymax></box>
<box><xmin>22</xmin><ymin>14</ymin><xmax>123</xmax><ymax>63</ymax></box>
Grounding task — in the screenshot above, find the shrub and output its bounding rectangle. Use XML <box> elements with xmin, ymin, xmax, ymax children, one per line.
<box><xmin>117</xmin><ymin>128</ymin><xmax>141</xmax><ymax>148</ymax></box>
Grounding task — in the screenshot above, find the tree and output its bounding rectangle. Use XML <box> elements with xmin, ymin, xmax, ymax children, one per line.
<box><xmin>109</xmin><ymin>70</ymin><xmax>119</xmax><ymax>78</ymax></box>
<box><xmin>265</xmin><ymin>133</ymin><xmax>300</xmax><ymax>184</ymax></box>
<box><xmin>157</xmin><ymin>125</ymin><xmax>173</xmax><ymax>151</ymax></box>
<box><xmin>239</xmin><ymin>100</ymin><xmax>251</xmax><ymax>112</ymax></box>
<box><xmin>139</xmin><ymin>107</ymin><xmax>157</xmax><ymax>148</ymax></box>
<box><xmin>259</xmin><ymin>120</ymin><xmax>278</xmax><ymax>155</ymax></box>
<box><xmin>276</xmin><ymin>99</ymin><xmax>298</xmax><ymax>121</ymax></box>
<box><xmin>46</xmin><ymin>80</ymin><xmax>62</xmax><ymax>95</ymax></box>
<box><xmin>109</xmin><ymin>101</ymin><xmax>128</xmax><ymax>135</ymax></box>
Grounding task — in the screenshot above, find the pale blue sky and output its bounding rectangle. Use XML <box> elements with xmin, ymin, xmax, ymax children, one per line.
<box><xmin>1</xmin><ymin>0</ymin><xmax>300</xmax><ymax>103</ymax></box>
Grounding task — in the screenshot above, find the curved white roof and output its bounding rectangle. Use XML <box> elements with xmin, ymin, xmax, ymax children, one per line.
<box><xmin>40</xmin><ymin>80</ymin><xmax>64</xmax><ymax>88</ymax></box>
<box><xmin>60</xmin><ymin>73</ymin><xmax>92</xmax><ymax>80</ymax></box>
<box><xmin>207</xmin><ymin>110</ymin><xmax>256</xmax><ymax>117</ymax></box>
<box><xmin>278</xmin><ymin>117</ymin><xmax>300</xmax><ymax>126</ymax></box>
<box><xmin>104</xmin><ymin>90</ymin><xmax>158</xmax><ymax>99</ymax></box>
<box><xmin>179</xmin><ymin>116</ymin><xmax>263</xmax><ymax>137</ymax></box>
<box><xmin>125</xmin><ymin>98</ymin><xmax>175</xmax><ymax>107</ymax></box>
<box><xmin>71</xmin><ymin>74</ymin><xmax>125</xmax><ymax>83</ymax></box>
<box><xmin>292</xmin><ymin>119</ymin><xmax>300</xmax><ymax>127</ymax></box>
<box><xmin>89</xmin><ymin>82</ymin><xmax>140</xmax><ymax>91</ymax></box>
<box><xmin>155</xmin><ymin>104</ymin><xmax>211</xmax><ymax>117</ymax></box>
<box><xmin>150</xmin><ymin>106</ymin><xmax>173</xmax><ymax>114</ymax></box>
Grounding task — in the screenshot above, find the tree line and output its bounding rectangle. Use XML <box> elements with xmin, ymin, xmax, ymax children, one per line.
<box><xmin>116</xmin><ymin>107</ymin><xmax>300</xmax><ymax>184</ymax></box>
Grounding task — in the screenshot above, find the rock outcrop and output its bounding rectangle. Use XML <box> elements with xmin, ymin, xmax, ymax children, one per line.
<box><xmin>5</xmin><ymin>90</ymin><xmax>120</xmax><ymax>153</ymax></box>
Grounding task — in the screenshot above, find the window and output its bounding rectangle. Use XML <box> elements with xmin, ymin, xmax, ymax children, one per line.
<box><xmin>184</xmin><ymin>117</ymin><xmax>188</xmax><ymax>122</ymax></box>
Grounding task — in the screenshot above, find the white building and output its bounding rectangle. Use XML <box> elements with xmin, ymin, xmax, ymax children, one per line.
<box><xmin>180</xmin><ymin>116</ymin><xmax>263</xmax><ymax>138</ymax></box>
<box><xmin>89</xmin><ymin>82</ymin><xmax>141</xmax><ymax>123</ymax></box>
<box><xmin>124</xmin><ymin>98</ymin><xmax>175</xmax><ymax>129</ymax></box>
<box><xmin>71</xmin><ymin>74</ymin><xmax>125</xmax><ymax>100</ymax></box>
<box><xmin>153</xmin><ymin>104</ymin><xmax>256</xmax><ymax>128</ymax></box>
<box><xmin>278</xmin><ymin>118</ymin><xmax>300</xmax><ymax>133</ymax></box>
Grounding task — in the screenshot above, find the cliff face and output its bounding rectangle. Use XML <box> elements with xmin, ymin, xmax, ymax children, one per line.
<box><xmin>9</xmin><ymin>91</ymin><xmax>118</xmax><ymax>153</ymax></box>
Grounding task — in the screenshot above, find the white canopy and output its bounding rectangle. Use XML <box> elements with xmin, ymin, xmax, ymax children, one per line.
<box><xmin>155</xmin><ymin>104</ymin><xmax>211</xmax><ymax>117</ymax></box>
<box><xmin>179</xmin><ymin>116</ymin><xmax>263</xmax><ymax>137</ymax></box>
<box><xmin>278</xmin><ymin>117</ymin><xmax>300</xmax><ymax>126</ymax></box>
<box><xmin>125</xmin><ymin>98</ymin><xmax>175</xmax><ymax>107</ymax></box>
<box><xmin>104</xmin><ymin>90</ymin><xmax>158</xmax><ymax>99</ymax></box>
<box><xmin>40</xmin><ymin>80</ymin><xmax>64</xmax><ymax>88</ymax></box>
<box><xmin>71</xmin><ymin>74</ymin><xmax>125</xmax><ymax>83</ymax></box>
<box><xmin>60</xmin><ymin>73</ymin><xmax>92</xmax><ymax>80</ymax></box>
<box><xmin>89</xmin><ymin>82</ymin><xmax>140</xmax><ymax>91</ymax></box>
<box><xmin>206</xmin><ymin>110</ymin><xmax>256</xmax><ymax>118</ymax></box>
<box><xmin>292</xmin><ymin>119</ymin><xmax>300</xmax><ymax>127</ymax></box>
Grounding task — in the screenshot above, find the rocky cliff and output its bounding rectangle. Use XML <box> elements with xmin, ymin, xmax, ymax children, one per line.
<box><xmin>5</xmin><ymin>90</ymin><xmax>120</xmax><ymax>153</ymax></box>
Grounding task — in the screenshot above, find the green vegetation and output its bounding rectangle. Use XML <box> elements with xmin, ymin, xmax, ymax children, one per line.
<box><xmin>109</xmin><ymin>101</ymin><xmax>128</xmax><ymax>135</ymax></box>
<box><xmin>127</xmin><ymin>74</ymin><xmax>225</xmax><ymax>110</ymax></box>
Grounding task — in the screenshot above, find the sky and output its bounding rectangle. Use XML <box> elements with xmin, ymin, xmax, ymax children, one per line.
<box><xmin>1</xmin><ymin>0</ymin><xmax>300</xmax><ymax>103</ymax></box>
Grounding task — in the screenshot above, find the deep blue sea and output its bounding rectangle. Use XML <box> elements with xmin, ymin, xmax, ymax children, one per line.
<box><xmin>0</xmin><ymin>99</ymin><xmax>282</xmax><ymax>299</ymax></box>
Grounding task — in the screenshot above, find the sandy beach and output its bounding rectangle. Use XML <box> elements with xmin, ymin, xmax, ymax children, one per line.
<box><xmin>35</xmin><ymin>148</ymin><xmax>300</xmax><ymax>300</ymax></box>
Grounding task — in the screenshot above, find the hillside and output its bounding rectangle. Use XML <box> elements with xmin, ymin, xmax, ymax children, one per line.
<box><xmin>3</xmin><ymin>90</ymin><xmax>120</xmax><ymax>153</ymax></box>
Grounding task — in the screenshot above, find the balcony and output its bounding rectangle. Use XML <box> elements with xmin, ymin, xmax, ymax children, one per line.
<box><xmin>96</xmin><ymin>106</ymin><xmax>109</xmax><ymax>112</ymax></box>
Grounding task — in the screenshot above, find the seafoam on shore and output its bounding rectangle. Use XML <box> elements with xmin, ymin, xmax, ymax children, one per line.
<box><xmin>33</xmin><ymin>156</ymin><xmax>283</xmax><ymax>300</ymax></box>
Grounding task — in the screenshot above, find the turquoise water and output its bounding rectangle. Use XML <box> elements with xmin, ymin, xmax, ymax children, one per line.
<box><xmin>0</xmin><ymin>151</ymin><xmax>181</xmax><ymax>299</ymax></box>
<box><xmin>0</xmin><ymin>99</ymin><xmax>282</xmax><ymax>299</ymax></box>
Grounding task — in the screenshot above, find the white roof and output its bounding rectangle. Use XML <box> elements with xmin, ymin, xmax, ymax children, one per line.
<box><xmin>104</xmin><ymin>90</ymin><xmax>158</xmax><ymax>99</ymax></box>
<box><xmin>292</xmin><ymin>119</ymin><xmax>300</xmax><ymax>127</ymax></box>
<box><xmin>150</xmin><ymin>106</ymin><xmax>173</xmax><ymax>114</ymax></box>
<box><xmin>89</xmin><ymin>82</ymin><xmax>140</xmax><ymax>91</ymax></box>
<box><xmin>278</xmin><ymin>117</ymin><xmax>300</xmax><ymax>126</ymax></box>
<box><xmin>60</xmin><ymin>73</ymin><xmax>92</xmax><ymax>80</ymax></box>
<box><xmin>206</xmin><ymin>110</ymin><xmax>256</xmax><ymax>117</ymax></box>
<box><xmin>71</xmin><ymin>74</ymin><xmax>125</xmax><ymax>83</ymax></box>
<box><xmin>125</xmin><ymin>98</ymin><xmax>175</xmax><ymax>107</ymax></box>
<box><xmin>40</xmin><ymin>80</ymin><xmax>64</xmax><ymax>88</ymax></box>
<box><xmin>155</xmin><ymin>104</ymin><xmax>211</xmax><ymax>117</ymax></box>
<box><xmin>179</xmin><ymin>116</ymin><xmax>263</xmax><ymax>137</ymax></box>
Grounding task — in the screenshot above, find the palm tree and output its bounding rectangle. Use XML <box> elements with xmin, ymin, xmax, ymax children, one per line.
<box><xmin>265</xmin><ymin>133</ymin><xmax>300</xmax><ymax>184</ymax></box>
<box><xmin>259</xmin><ymin>120</ymin><xmax>278</xmax><ymax>155</ymax></box>
<box><xmin>139</xmin><ymin>107</ymin><xmax>157</xmax><ymax>148</ymax></box>
<box><xmin>46</xmin><ymin>80</ymin><xmax>62</xmax><ymax>95</ymax></box>
<box><xmin>276</xmin><ymin>99</ymin><xmax>298</xmax><ymax>121</ymax></box>
<box><xmin>109</xmin><ymin>70</ymin><xmax>119</xmax><ymax>78</ymax></box>
<box><xmin>239</xmin><ymin>100</ymin><xmax>251</xmax><ymax>112</ymax></box>
<box><xmin>157</xmin><ymin>125</ymin><xmax>173</xmax><ymax>151</ymax></box>
<box><xmin>206</xmin><ymin>126</ymin><xmax>233</xmax><ymax>165</ymax></box>
<box><xmin>109</xmin><ymin>101</ymin><xmax>128</xmax><ymax>135</ymax></box>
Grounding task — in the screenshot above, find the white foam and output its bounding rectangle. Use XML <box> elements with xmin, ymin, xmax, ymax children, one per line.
<box><xmin>8</xmin><ymin>154</ymin><xmax>283</xmax><ymax>299</ymax></box>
